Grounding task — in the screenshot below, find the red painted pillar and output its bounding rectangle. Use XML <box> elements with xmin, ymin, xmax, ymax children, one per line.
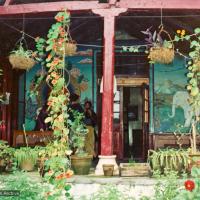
<box><xmin>93</xmin><ymin>8</ymin><xmax>127</xmax><ymax>155</ymax></box>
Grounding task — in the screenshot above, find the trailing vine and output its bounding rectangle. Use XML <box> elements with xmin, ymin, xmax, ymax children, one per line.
<box><xmin>35</xmin><ymin>11</ymin><xmax>71</xmax><ymax>140</ymax></box>
<box><xmin>174</xmin><ymin>28</ymin><xmax>200</xmax><ymax>153</ymax></box>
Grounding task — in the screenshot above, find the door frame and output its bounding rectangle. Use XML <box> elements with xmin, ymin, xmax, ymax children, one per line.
<box><xmin>116</xmin><ymin>77</ymin><xmax>149</xmax><ymax>160</ymax></box>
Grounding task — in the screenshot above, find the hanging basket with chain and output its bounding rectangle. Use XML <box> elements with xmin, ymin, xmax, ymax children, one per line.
<box><xmin>9</xmin><ymin>36</ymin><xmax>36</xmax><ymax>70</ymax></box>
<box><xmin>54</xmin><ymin>26</ymin><xmax>77</xmax><ymax>56</ymax></box>
<box><xmin>148</xmin><ymin>27</ymin><xmax>174</xmax><ymax>64</ymax></box>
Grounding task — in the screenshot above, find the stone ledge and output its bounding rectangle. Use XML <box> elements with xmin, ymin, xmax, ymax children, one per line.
<box><xmin>66</xmin><ymin>175</ymin><xmax>156</xmax><ymax>186</ymax></box>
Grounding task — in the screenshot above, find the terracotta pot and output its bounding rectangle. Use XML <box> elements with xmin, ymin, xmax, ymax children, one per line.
<box><xmin>103</xmin><ymin>164</ymin><xmax>114</xmax><ymax>176</ymax></box>
<box><xmin>20</xmin><ymin>159</ymin><xmax>35</xmax><ymax>171</ymax></box>
<box><xmin>71</xmin><ymin>155</ymin><xmax>92</xmax><ymax>175</ymax></box>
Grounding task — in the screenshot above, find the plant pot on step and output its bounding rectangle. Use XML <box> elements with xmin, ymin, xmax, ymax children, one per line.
<box><xmin>103</xmin><ymin>164</ymin><xmax>114</xmax><ymax>176</ymax></box>
<box><xmin>71</xmin><ymin>155</ymin><xmax>92</xmax><ymax>175</ymax></box>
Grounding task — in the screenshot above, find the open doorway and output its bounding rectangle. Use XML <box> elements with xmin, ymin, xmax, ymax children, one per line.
<box><xmin>113</xmin><ymin>78</ymin><xmax>149</xmax><ymax>161</ymax></box>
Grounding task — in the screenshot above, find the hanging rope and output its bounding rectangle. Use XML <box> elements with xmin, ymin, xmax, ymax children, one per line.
<box><xmin>160</xmin><ymin>8</ymin><xmax>163</xmax><ymax>28</ymax></box>
<box><xmin>0</xmin><ymin>18</ymin><xmax>194</xmax><ymax>60</ymax></box>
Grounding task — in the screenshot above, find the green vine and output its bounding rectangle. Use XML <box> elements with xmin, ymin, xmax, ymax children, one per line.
<box><xmin>174</xmin><ymin>28</ymin><xmax>200</xmax><ymax>153</ymax></box>
<box><xmin>34</xmin><ymin>11</ymin><xmax>73</xmax><ymax>198</ymax></box>
<box><xmin>35</xmin><ymin>11</ymin><xmax>71</xmax><ymax>139</ymax></box>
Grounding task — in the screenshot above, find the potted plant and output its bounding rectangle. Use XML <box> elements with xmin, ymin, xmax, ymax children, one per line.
<box><xmin>9</xmin><ymin>43</ymin><xmax>35</xmax><ymax>70</ymax></box>
<box><xmin>148</xmin><ymin>148</ymin><xmax>189</xmax><ymax>174</ymax></box>
<box><xmin>69</xmin><ymin>110</ymin><xmax>92</xmax><ymax>175</ymax></box>
<box><xmin>14</xmin><ymin>147</ymin><xmax>38</xmax><ymax>171</ymax></box>
<box><xmin>0</xmin><ymin>140</ymin><xmax>14</xmax><ymax>172</ymax></box>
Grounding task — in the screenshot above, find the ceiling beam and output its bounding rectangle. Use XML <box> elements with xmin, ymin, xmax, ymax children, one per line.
<box><xmin>118</xmin><ymin>0</ymin><xmax>200</xmax><ymax>9</ymax></box>
<box><xmin>0</xmin><ymin>1</ymin><xmax>109</xmax><ymax>15</ymax></box>
<box><xmin>1</xmin><ymin>0</ymin><xmax>200</xmax><ymax>16</ymax></box>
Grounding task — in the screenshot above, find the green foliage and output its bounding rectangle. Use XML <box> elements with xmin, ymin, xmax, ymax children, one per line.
<box><xmin>10</xmin><ymin>44</ymin><xmax>34</xmax><ymax>58</ymax></box>
<box><xmin>14</xmin><ymin>147</ymin><xmax>38</xmax><ymax>167</ymax></box>
<box><xmin>68</xmin><ymin>110</ymin><xmax>88</xmax><ymax>156</ymax></box>
<box><xmin>35</xmin><ymin>10</ymin><xmax>71</xmax><ymax>139</ymax></box>
<box><xmin>148</xmin><ymin>148</ymin><xmax>189</xmax><ymax>174</ymax></box>
<box><xmin>44</xmin><ymin>156</ymin><xmax>70</xmax><ymax>173</ymax></box>
<box><xmin>0</xmin><ymin>140</ymin><xmax>15</xmax><ymax>172</ymax></box>
<box><xmin>174</xmin><ymin>167</ymin><xmax>200</xmax><ymax>200</ymax></box>
<box><xmin>81</xmin><ymin>184</ymin><xmax>135</xmax><ymax>200</ymax></box>
<box><xmin>0</xmin><ymin>171</ymin><xmax>66</xmax><ymax>200</ymax></box>
<box><xmin>152</xmin><ymin>170</ymin><xmax>179</xmax><ymax>200</ymax></box>
<box><xmin>175</xmin><ymin>28</ymin><xmax>200</xmax><ymax>153</ymax></box>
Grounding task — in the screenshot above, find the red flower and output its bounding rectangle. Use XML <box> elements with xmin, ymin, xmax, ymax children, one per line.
<box><xmin>185</xmin><ymin>180</ymin><xmax>195</xmax><ymax>191</ymax></box>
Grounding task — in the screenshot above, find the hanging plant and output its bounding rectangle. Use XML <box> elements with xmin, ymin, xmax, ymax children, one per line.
<box><xmin>143</xmin><ymin>26</ymin><xmax>174</xmax><ymax>64</ymax></box>
<box><xmin>9</xmin><ymin>42</ymin><xmax>36</xmax><ymax>70</ymax></box>
<box><xmin>174</xmin><ymin>28</ymin><xmax>200</xmax><ymax>155</ymax></box>
<box><xmin>122</xmin><ymin>26</ymin><xmax>174</xmax><ymax>64</ymax></box>
<box><xmin>34</xmin><ymin>11</ymin><xmax>73</xmax><ymax>197</ymax></box>
<box><xmin>35</xmin><ymin>11</ymin><xmax>72</xmax><ymax>140</ymax></box>
<box><xmin>52</xmin><ymin>16</ymin><xmax>77</xmax><ymax>56</ymax></box>
<box><xmin>55</xmin><ymin>40</ymin><xmax>77</xmax><ymax>56</ymax></box>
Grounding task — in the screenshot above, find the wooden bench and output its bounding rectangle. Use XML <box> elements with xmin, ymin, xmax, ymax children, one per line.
<box><xmin>149</xmin><ymin>133</ymin><xmax>200</xmax><ymax>150</ymax></box>
<box><xmin>13</xmin><ymin>130</ymin><xmax>53</xmax><ymax>147</ymax></box>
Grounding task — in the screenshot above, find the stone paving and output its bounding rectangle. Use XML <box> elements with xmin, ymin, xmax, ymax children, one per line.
<box><xmin>29</xmin><ymin>171</ymin><xmax>156</xmax><ymax>199</ymax></box>
<box><xmin>11</xmin><ymin>171</ymin><xmax>156</xmax><ymax>199</ymax></box>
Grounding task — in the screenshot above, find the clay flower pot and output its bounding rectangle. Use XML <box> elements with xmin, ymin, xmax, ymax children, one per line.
<box><xmin>103</xmin><ymin>164</ymin><xmax>114</xmax><ymax>176</ymax></box>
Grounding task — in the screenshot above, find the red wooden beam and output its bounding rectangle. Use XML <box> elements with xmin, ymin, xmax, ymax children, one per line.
<box><xmin>118</xmin><ymin>0</ymin><xmax>200</xmax><ymax>9</ymax></box>
<box><xmin>1</xmin><ymin>0</ymin><xmax>200</xmax><ymax>16</ymax></box>
<box><xmin>0</xmin><ymin>1</ymin><xmax>109</xmax><ymax>15</ymax></box>
<box><xmin>93</xmin><ymin>8</ymin><xmax>126</xmax><ymax>155</ymax></box>
<box><xmin>4</xmin><ymin>0</ymin><xmax>13</xmax><ymax>6</ymax></box>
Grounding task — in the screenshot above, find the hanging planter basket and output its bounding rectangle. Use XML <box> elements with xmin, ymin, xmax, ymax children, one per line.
<box><xmin>148</xmin><ymin>28</ymin><xmax>174</xmax><ymax>64</ymax></box>
<box><xmin>55</xmin><ymin>41</ymin><xmax>77</xmax><ymax>56</ymax></box>
<box><xmin>55</xmin><ymin>26</ymin><xmax>77</xmax><ymax>56</ymax></box>
<box><xmin>9</xmin><ymin>37</ymin><xmax>36</xmax><ymax>70</ymax></box>
<box><xmin>9</xmin><ymin>54</ymin><xmax>35</xmax><ymax>70</ymax></box>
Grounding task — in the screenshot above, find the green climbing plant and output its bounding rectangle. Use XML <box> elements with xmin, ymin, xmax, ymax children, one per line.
<box><xmin>35</xmin><ymin>11</ymin><xmax>71</xmax><ymax>139</ymax></box>
<box><xmin>174</xmin><ymin>28</ymin><xmax>200</xmax><ymax>153</ymax></box>
<box><xmin>34</xmin><ymin>10</ymin><xmax>73</xmax><ymax>199</ymax></box>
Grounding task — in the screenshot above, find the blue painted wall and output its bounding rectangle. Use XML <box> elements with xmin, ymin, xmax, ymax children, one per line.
<box><xmin>153</xmin><ymin>56</ymin><xmax>189</xmax><ymax>133</ymax></box>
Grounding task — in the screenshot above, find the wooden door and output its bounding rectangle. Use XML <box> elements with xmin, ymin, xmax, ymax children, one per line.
<box><xmin>113</xmin><ymin>78</ymin><xmax>149</xmax><ymax>160</ymax></box>
<box><xmin>142</xmin><ymin>83</ymin><xmax>149</xmax><ymax>160</ymax></box>
<box><xmin>113</xmin><ymin>86</ymin><xmax>123</xmax><ymax>159</ymax></box>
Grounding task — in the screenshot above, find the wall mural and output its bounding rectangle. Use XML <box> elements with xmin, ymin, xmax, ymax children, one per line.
<box><xmin>24</xmin><ymin>49</ymin><xmax>93</xmax><ymax>131</ymax></box>
<box><xmin>154</xmin><ymin>56</ymin><xmax>190</xmax><ymax>133</ymax></box>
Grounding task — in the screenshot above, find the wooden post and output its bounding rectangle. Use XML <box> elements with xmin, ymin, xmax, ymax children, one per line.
<box><xmin>93</xmin><ymin>8</ymin><xmax>126</xmax><ymax>156</ymax></box>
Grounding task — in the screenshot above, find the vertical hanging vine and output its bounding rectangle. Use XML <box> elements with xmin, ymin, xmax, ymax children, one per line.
<box><xmin>35</xmin><ymin>11</ymin><xmax>71</xmax><ymax>140</ymax></box>
<box><xmin>175</xmin><ymin>28</ymin><xmax>200</xmax><ymax>153</ymax></box>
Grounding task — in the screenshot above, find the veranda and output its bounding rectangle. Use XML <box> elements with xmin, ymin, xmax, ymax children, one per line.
<box><xmin>0</xmin><ymin>0</ymin><xmax>200</xmax><ymax>199</ymax></box>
